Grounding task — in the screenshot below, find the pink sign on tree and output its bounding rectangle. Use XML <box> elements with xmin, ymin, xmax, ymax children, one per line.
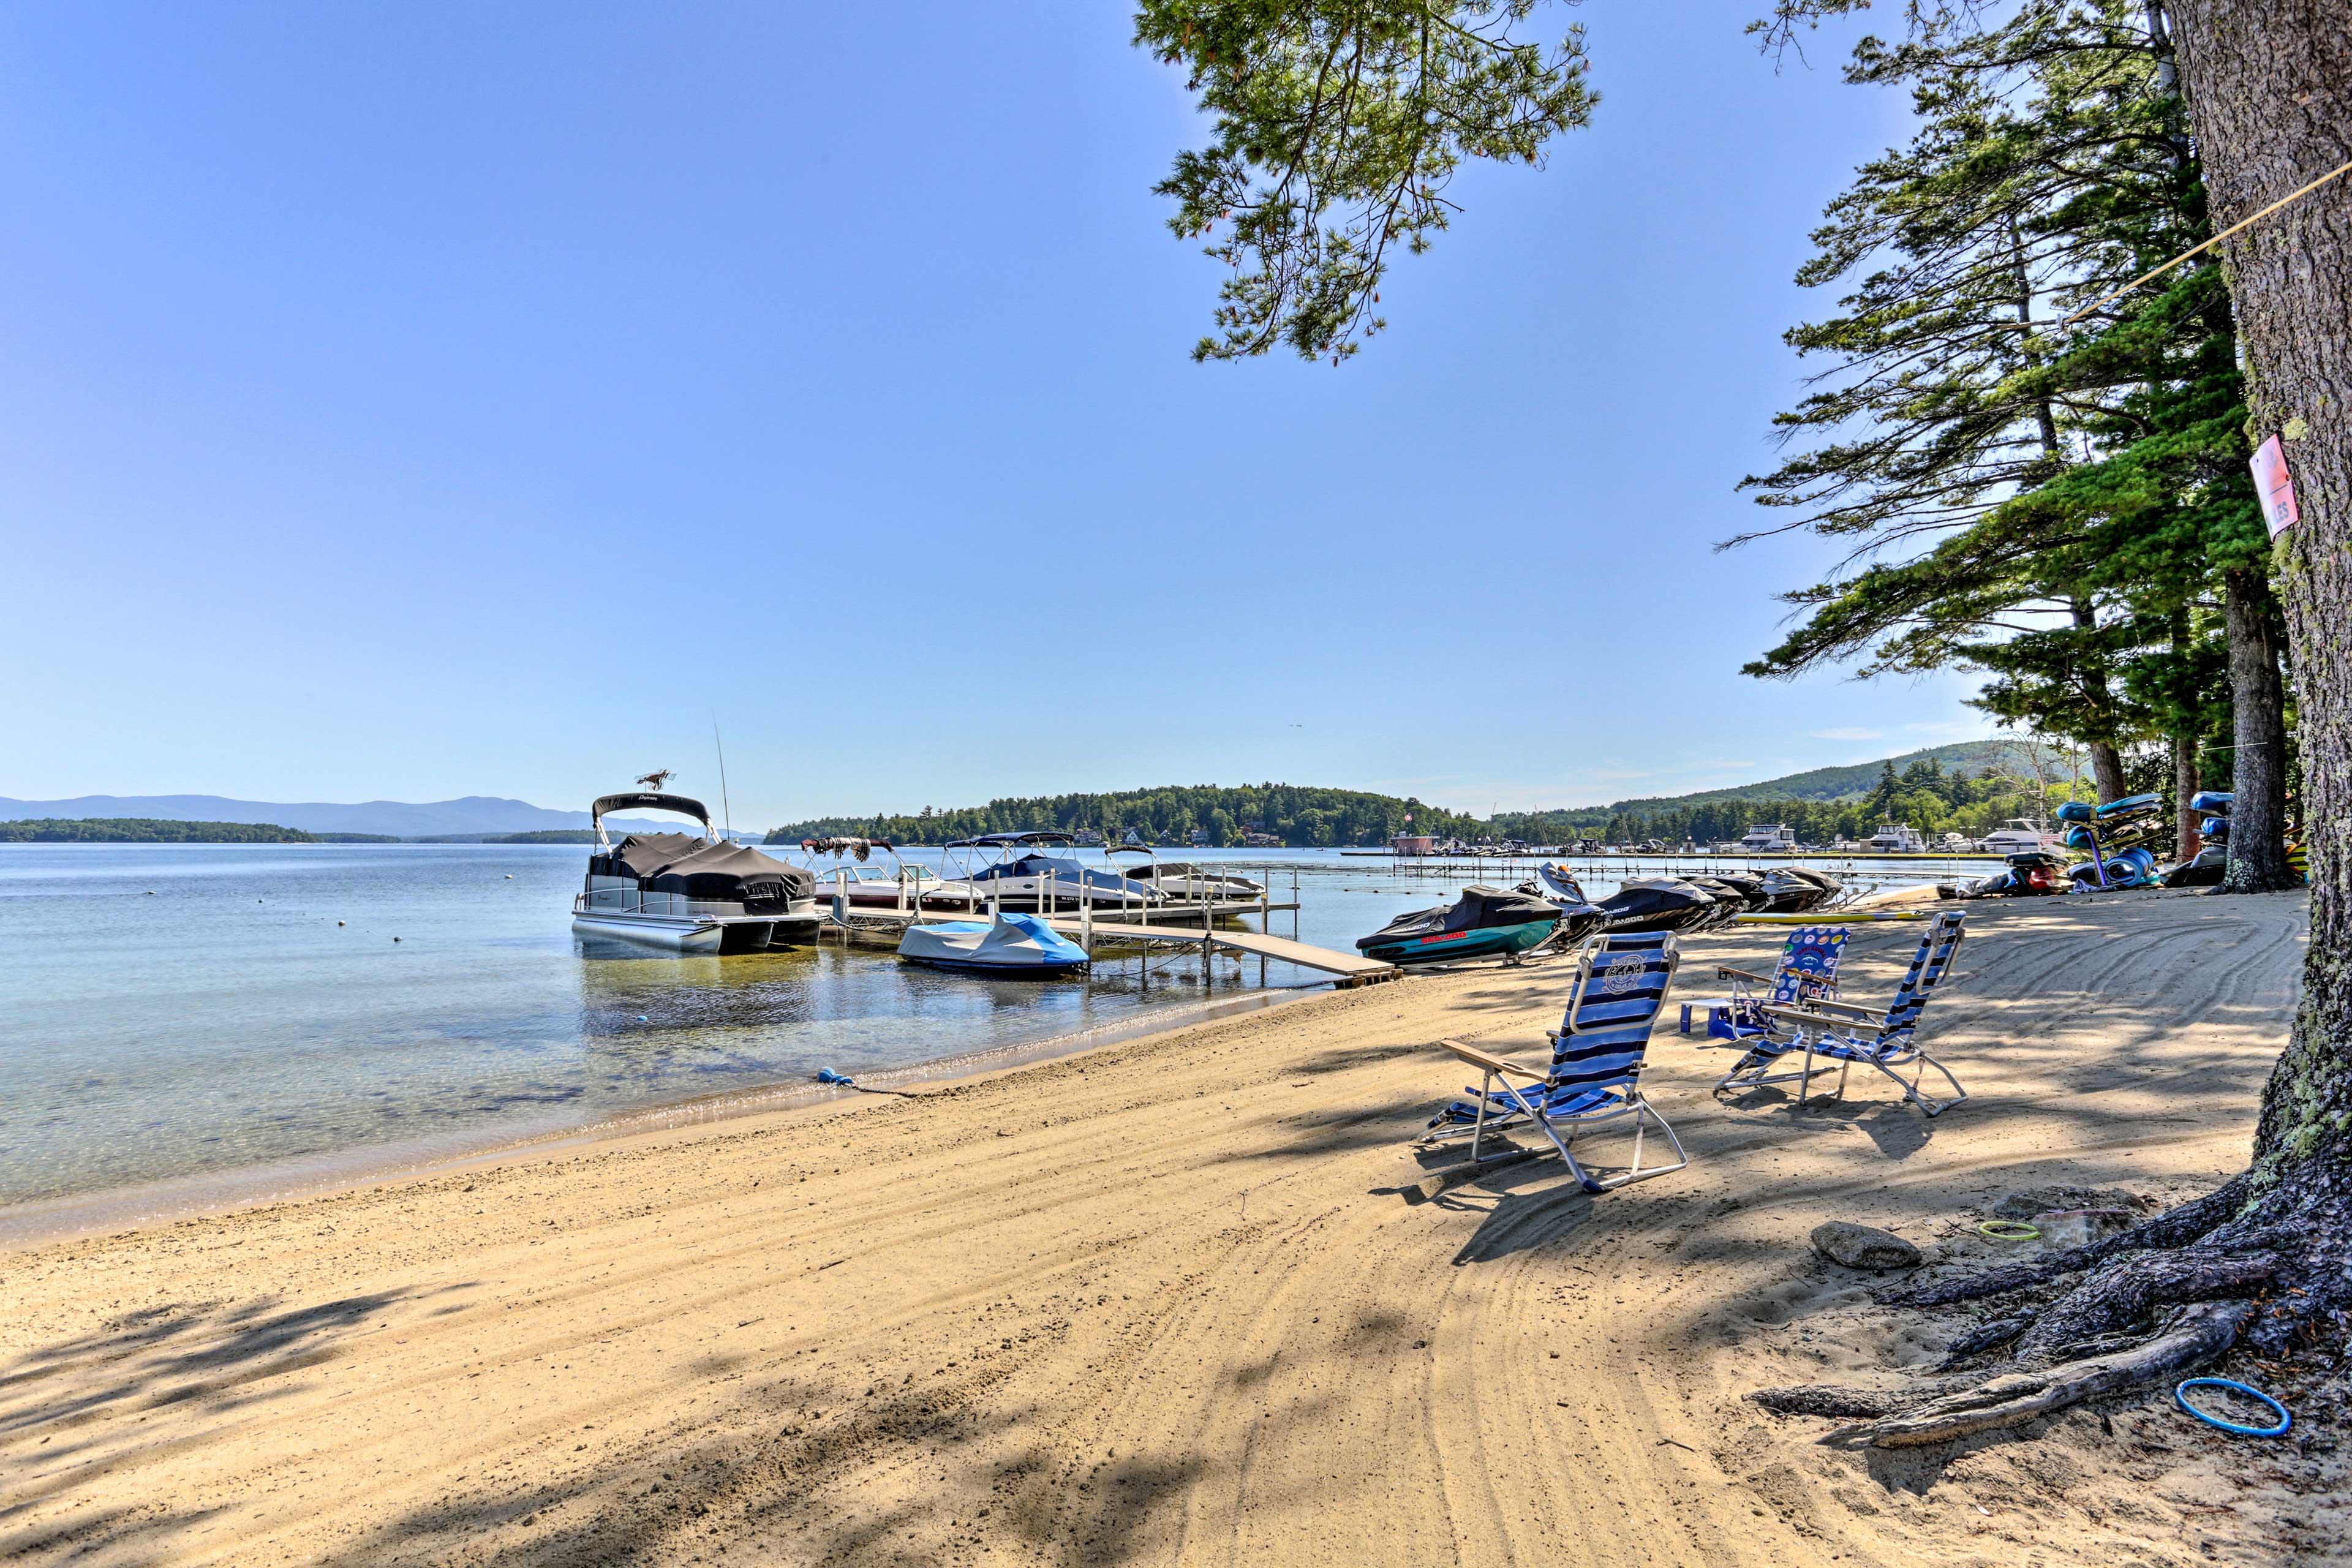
<box><xmin>2252</xmin><ymin>434</ymin><xmax>2300</xmax><ymax>537</ymax></box>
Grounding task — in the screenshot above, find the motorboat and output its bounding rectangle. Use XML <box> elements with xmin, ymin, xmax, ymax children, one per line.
<box><xmin>930</xmin><ymin>832</ymin><xmax>1166</xmax><ymax>912</ymax></box>
<box><xmin>571</xmin><ymin>792</ymin><xmax>821</xmax><ymax>954</ymax></box>
<box><xmin>895</xmin><ymin>911</ymin><xmax>1090</xmax><ymax>978</ymax></box>
<box><xmin>1355</xmin><ymin>885</ymin><xmax>1567</xmax><ymax>966</ymax></box>
<box><xmin>1740</xmin><ymin>823</ymin><xmax>1796</xmax><ymax>853</ymax></box>
<box><xmin>793</xmin><ymin>837</ymin><xmax>947</xmax><ymax>912</ymax></box>
<box><xmin>1105</xmin><ymin>844</ymin><xmax>1265</xmax><ymax>904</ymax></box>
<box><xmin>1981</xmin><ymin>818</ymin><xmax>2063</xmax><ymax>856</ymax></box>
<box><xmin>1866</xmin><ymin>823</ymin><xmax>1927</xmax><ymax>854</ymax></box>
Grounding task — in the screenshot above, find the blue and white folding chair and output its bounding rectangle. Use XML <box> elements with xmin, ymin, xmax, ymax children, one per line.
<box><xmin>1679</xmin><ymin>925</ymin><xmax>1849</xmax><ymax>1043</ymax></box>
<box><xmin>1415</xmin><ymin>932</ymin><xmax>1688</xmax><ymax>1193</ymax></box>
<box><xmin>1728</xmin><ymin>910</ymin><xmax>1969</xmax><ymax>1115</ymax></box>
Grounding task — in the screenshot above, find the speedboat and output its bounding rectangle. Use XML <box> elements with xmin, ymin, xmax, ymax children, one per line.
<box><xmin>930</xmin><ymin>833</ymin><xmax>1165</xmax><ymax>912</ymax></box>
<box><xmin>1106</xmin><ymin>844</ymin><xmax>1265</xmax><ymax>904</ymax></box>
<box><xmin>792</xmin><ymin>837</ymin><xmax>946</xmax><ymax>911</ymax></box>
<box><xmin>1981</xmin><ymin>818</ymin><xmax>2063</xmax><ymax>856</ymax></box>
<box><xmin>896</xmin><ymin>911</ymin><xmax>1090</xmax><ymax>977</ymax></box>
<box><xmin>1355</xmin><ymin>885</ymin><xmax>1568</xmax><ymax>965</ymax></box>
<box><xmin>571</xmin><ymin>792</ymin><xmax>821</xmax><ymax>954</ymax></box>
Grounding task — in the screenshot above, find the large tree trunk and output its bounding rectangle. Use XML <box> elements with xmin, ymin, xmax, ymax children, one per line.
<box><xmin>2172</xmin><ymin>0</ymin><xmax>2351</xmax><ymax>1180</ymax></box>
<box><xmin>2221</xmin><ymin>565</ymin><xmax>2297</xmax><ymax>891</ymax></box>
<box><xmin>1745</xmin><ymin>2</ymin><xmax>2352</xmax><ymax>1449</ymax></box>
<box><xmin>2170</xmin><ymin>607</ymin><xmax>2202</xmax><ymax>862</ymax></box>
<box><xmin>2067</xmin><ymin>598</ymin><xmax>2131</xmax><ymax>801</ymax></box>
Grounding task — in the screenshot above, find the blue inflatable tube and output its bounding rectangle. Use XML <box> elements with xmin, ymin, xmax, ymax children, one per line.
<box><xmin>2176</xmin><ymin>1378</ymin><xmax>2291</xmax><ymax>1436</ymax></box>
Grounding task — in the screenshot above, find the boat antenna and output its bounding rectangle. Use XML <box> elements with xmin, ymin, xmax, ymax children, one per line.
<box><xmin>712</xmin><ymin>717</ymin><xmax>734</xmax><ymax>842</ymax></box>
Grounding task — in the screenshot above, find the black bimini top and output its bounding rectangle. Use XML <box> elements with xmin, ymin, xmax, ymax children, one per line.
<box><xmin>591</xmin><ymin>792</ymin><xmax>711</xmax><ymax>829</ymax></box>
<box><xmin>946</xmin><ymin>831</ymin><xmax>1079</xmax><ymax>849</ymax></box>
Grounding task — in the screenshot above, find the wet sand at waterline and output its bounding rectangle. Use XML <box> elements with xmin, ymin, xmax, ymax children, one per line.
<box><xmin>4</xmin><ymin>892</ymin><xmax>2338</xmax><ymax>1566</ymax></box>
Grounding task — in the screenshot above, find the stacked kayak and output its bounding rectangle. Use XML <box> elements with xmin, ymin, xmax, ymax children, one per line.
<box><xmin>2058</xmin><ymin>794</ymin><xmax>2168</xmax><ymax>888</ymax></box>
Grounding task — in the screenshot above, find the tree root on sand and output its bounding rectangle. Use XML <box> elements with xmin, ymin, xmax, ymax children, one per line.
<box><xmin>1758</xmin><ymin>1301</ymin><xmax>2253</xmax><ymax>1447</ymax></box>
<box><xmin>1751</xmin><ymin>1166</ymin><xmax>2352</xmax><ymax>1447</ymax></box>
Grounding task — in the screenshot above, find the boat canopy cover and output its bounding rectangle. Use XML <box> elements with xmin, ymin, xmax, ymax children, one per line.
<box><xmin>593</xmin><ymin>831</ymin><xmax>705</xmax><ymax>881</ymax></box>
<box><xmin>1357</xmin><ymin>885</ymin><xmax>1561</xmax><ymax>948</ymax></box>
<box><xmin>971</xmin><ymin>853</ymin><xmax>1129</xmax><ymax>893</ymax></box>
<box><xmin>643</xmin><ymin>841</ymin><xmax>816</xmax><ymax>905</ymax></box>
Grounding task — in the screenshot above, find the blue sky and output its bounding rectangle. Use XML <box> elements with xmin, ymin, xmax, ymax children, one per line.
<box><xmin>1</xmin><ymin>2</ymin><xmax>1995</xmax><ymax>826</ymax></box>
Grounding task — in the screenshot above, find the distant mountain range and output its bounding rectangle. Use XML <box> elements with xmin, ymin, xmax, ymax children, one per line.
<box><xmin>1577</xmin><ymin>739</ymin><xmax>2049</xmax><ymax>816</ymax></box>
<box><xmin>1</xmin><ymin>742</ymin><xmax>2053</xmax><ymax>845</ymax></box>
<box><xmin>0</xmin><ymin>794</ymin><xmax>684</xmax><ymax>840</ymax></box>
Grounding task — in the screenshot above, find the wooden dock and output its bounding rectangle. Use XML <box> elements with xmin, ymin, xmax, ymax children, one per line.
<box><xmin>823</xmin><ymin>903</ymin><xmax>1398</xmax><ymax>987</ymax></box>
<box><xmin>1058</xmin><ymin>919</ymin><xmax>1398</xmax><ymax>984</ymax></box>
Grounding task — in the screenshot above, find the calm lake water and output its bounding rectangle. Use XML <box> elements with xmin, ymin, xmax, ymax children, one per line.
<box><xmin>0</xmin><ymin>842</ymin><xmax>1964</xmax><ymax>1232</ymax></box>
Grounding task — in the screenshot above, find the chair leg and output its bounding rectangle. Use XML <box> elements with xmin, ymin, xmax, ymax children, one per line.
<box><xmin>1469</xmin><ymin>1068</ymin><xmax>1494</xmax><ymax>1161</ymax></box>
<box><xmin>1878</xmin><ymin>1052</ymin><xmax>1968</xmax><ymax>1117</ymax></box>
<box><xmin>1589</xmin><ymin>1099</ymin><xmax>1690</xmax><ymax>1191</ymax></box>
<box><xmin>1528</xmin><ymin>1110</ymin><xmax>1602</xmax><ymax>1194</ymax></box>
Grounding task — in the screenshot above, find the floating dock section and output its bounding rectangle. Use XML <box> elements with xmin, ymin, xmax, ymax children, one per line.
<box><xmin>825</xmin><ymin>901</ymin><xmax>1398</xmax><ymax>987</ymax></box>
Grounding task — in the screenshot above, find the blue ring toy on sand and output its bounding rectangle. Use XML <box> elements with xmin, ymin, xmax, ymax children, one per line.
<box><xmin>2175</xmin><ymin>1378</ymin><xmax>2291</xmax><ymax>1436</ymax></box>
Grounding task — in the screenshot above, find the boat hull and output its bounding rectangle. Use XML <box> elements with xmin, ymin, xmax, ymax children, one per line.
<box><xmin>1359</xmin><ymin>918</ymin><xmax>1556</xmax><ymax>966</ymax></box>
<box><xmin>571</xmin><ymin>911</ymin><xmax>725</xmax><ymax>954</ymax></box>
<box><xmin>897</xmin><ymin>954</ymin><xmax>1091</xmax><ymax>978</ymax></box>
<box><xmin>573</xmin><ymin>908</ymin><xmax>821</xmax><ymax>954</ymax></box>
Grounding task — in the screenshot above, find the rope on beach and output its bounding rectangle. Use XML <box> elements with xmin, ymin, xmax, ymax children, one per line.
<box><xmin>2174</xmin><ymin>1378</ymin><xmax>2292</xmax><ymax>1437</ymax></box>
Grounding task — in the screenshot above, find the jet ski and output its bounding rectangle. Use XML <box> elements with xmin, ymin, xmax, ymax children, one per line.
<box><xmin>1590</xmin><ymin>876</ymin><xmax>1722</xmax><ymax>934</ymax></box>
<box><xmin>1686</xmin><ymin>872</ymin><xmax>1770</xmax><ymax>914</ymax></box>
<box><xmin>1759</xmin><ymin>866</ymin><xmax>1839</xmax><ymax>912</ymax></box>
<box><xmin>1356</xmin><ymin>885</ymin><xmax>1564</xmax><ymax>965</ymax></box>
<box><xmin>896</xmin><ymin>911</ymin><xmax>1091</xmax><ymax>977</ymax></box>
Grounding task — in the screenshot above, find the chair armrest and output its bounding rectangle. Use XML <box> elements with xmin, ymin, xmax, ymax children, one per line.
<box><xmin>1714</xmin><ymin>965</ymin><xmax>1773</xmax><ymax>985</ymax></box>
<box><xmin>1435</xmin><ymin>1038</ymin><xmax>1546</xmax><ymax>1080</ymax></box>
<box><xmin>1797</xmin><ymin>995</ymin><xmax>1875</xmax><ymax>1020</ymax></box>
<box><xmin>1760</xmin><ymin>999</ymin><xmax>1876</xmax><ymax>1029</ymax></box>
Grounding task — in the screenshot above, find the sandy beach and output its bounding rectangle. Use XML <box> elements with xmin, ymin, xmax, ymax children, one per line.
<box><xmin>4</xmin><ymin>890</ymin><xmax>2340</xmax><ymax>1566</ymax></box>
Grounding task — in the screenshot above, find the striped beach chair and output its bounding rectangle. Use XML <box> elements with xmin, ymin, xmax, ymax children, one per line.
<box><xmin>1679</xmin><ymin>925</ymin><xmax>1849</xmax><ymax>1042</ymax></box>
<box><xmin>1415</xmin><ymin>932</ymin><xmax>1688</xmax><ymax>1193</ymax></box>
<box><xmin>1722</xmin><ymin>910</ymin><xmax>1969</xmax><ymax>1115</ymax></box>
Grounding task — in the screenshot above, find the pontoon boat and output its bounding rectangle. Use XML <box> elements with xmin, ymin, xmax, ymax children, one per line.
<box><xmin>571</xmin><ymin>792</ymin><xmax>820</xmax><ymax>954</ymax></box>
